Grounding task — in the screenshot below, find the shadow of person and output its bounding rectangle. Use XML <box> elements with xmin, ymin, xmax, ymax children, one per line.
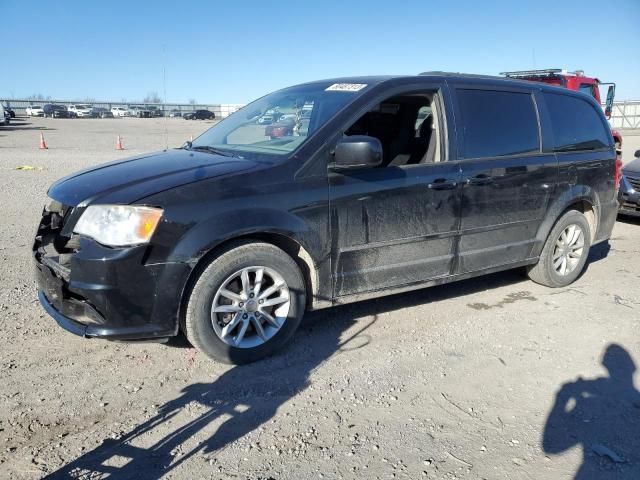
<box><xmin>44</xmin><ymin>300</ymin><xmax>377</xmax><ymax>480</ymax></box>
<box><xmin>543</xmin><ymin>344</ymin><xmax>640</xmax><ymax>479</ymax></box>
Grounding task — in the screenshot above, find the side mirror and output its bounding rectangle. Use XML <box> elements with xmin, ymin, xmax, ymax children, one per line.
<box><xmin>605</xmin><ymin>84</ymin><xmax>615</xmax><ymax>119</ymax></box>
<box><xmin>634</xmin><ymin>149</ymin><xmax>640</xmax><ymax>159</ymax></box>
<box><xmin>332</xmin><ymin>135</ymin><xmax>383</xmax><ymax>170</ymax></box>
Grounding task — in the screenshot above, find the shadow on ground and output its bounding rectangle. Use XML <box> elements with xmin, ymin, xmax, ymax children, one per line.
<box><xmin>44</xmin><ymin>246</ymin><xmax>615</xmax><ymax>479</ymax></box>
<box><xmin>1</xmin><ymin>120</ymin><xmax>56</xmax><ymax>131</ymax></box>
<box><xmin>543</xmin><ymin>344</ymin><xmax>640</xmax><ymax>479</ymax></box>
<box><xmin>616</xmin><ymin>214</ymin><xmax>640</xmax><ymax>226</ymax></box>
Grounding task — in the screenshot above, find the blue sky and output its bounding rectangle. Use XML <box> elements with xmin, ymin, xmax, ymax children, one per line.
<box><xmin>2</xmin><ymin>0</ymin><xmax>639</xmax><ymax>103</ymax></box>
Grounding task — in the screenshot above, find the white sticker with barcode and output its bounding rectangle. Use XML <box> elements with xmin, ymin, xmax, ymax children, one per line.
<box><xmin>325</xmin><ymin>83</ymin><xmax>368</xmax><ymax>92</ymax></box>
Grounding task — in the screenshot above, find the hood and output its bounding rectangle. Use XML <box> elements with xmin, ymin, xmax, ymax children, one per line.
<box><xmin>622</xmin><ymin>158</ymin><xmax>640</xmax><ymax>176</ymax></box>
<box><xmin>48</xmin><ymin>149</ymin><xmax>260</xmax><ymax>206</ymax></box>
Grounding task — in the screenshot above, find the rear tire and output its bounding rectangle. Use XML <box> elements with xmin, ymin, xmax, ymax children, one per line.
<box><xmin>527</xmin><ymin>210</ymin><xmax>591</xmax><ymax>287</ymax></box>
<box><xmin>182</xmin><ymin>241</ymin><xmax>306</xmax><ymax>364</ymax></box>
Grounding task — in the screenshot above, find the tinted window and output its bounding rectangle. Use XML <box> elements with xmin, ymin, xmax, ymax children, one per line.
<box><xmin>545</xmin><ymin>93</ymin><xmax>610</xmax><ymax>151</ymax></box>
<box><xmin>457</xmin><ymin>89</ymin><xmax>539</xmax><ymax>158</ymax></box>
<box><xmin>579</xmin><ymin>84</ymin><xmax>594</xmax><ymax>97</ymax></box>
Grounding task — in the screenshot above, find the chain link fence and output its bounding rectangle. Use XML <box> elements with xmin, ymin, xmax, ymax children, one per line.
<box><xmin>606</xmin><ymin>101</ymin><xmax>640</xmax><ymax>129</ymax></box>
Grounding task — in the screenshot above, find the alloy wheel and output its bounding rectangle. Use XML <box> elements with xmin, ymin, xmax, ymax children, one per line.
<box><xmin>552</xmin><ymin>224</ymin><xmax>585</xmax><ymax>276</ymax></box>
<box><xmin>211</xmin><ymin>266</ymin><xmax>290</xmax><ymax>348</ymax></box>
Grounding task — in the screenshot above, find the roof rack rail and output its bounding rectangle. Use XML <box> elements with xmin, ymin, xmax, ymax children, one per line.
<box><xmin>501</xmin><ymin>69</ymin><xmax>566</xmax><ymax>77</ymax></box>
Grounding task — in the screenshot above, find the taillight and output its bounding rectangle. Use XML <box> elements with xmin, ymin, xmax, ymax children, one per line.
<box><xmin>614</xmin><ymin>157</ymin><xmax>623</xmax><ymax>189</ymax></box>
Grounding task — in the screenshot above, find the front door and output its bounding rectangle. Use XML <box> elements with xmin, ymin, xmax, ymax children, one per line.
<box><xmin>328</xmin><ymin>87</ymin><xmax>462</xmax><ymax>298</ymax></box>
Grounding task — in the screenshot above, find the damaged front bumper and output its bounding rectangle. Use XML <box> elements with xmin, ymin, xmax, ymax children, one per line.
<box><xmin>33</xmin><ymin>201</ymin><xmax>191</xmax><ymax>341</ymax></box>
<box><xmin>618</xmin><ymin>174</ymin><xmax>640</xmax><ymax>217</ymax></box>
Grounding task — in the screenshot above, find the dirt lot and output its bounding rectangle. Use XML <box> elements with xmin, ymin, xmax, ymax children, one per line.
<box><xmin>1</xmin><ymin>118</ymin><xmax>639</xmax><ymax>480</ymax></box>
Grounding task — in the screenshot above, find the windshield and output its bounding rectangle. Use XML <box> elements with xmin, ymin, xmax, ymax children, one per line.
<box><xmin>191</xmin><ymin>82</ymin><xmax>368</xmax><ymax>156</ymax></box>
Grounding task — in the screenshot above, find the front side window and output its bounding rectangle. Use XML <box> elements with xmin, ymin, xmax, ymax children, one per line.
<box><xmin>457</xmin><ymin>89</ymin><xmax>539</xmax><ymax>159</ymax></box>
<box><xmin>192</xmin><ymin>83</ymin><xmax>369</xmax><ymax>157</ymax></box>
<box><xmin>545</xmin><ymin>93</ymin><xmax>610</xmax><ymax>152</ymax></box>
<box><xmin>343</xmin><ymin>90</ymin><xmax>442</xmax><ymax>167</ymax></box>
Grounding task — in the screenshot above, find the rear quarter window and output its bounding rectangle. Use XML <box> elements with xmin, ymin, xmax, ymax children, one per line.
<box><xmin>544</xmin><ymin>92</ymin><xmax>611</xmax><ymax>151</ymax></box>
<box><xmin>456</xmin><ymin>89</ymin><xmax>539</xmax><ymax>159</ymax></box>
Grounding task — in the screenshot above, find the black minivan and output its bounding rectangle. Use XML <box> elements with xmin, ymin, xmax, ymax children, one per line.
<box><xmin>34</xmin><ymin>73</ymin><xmax>619</xmax><ymax>364</ymax></box>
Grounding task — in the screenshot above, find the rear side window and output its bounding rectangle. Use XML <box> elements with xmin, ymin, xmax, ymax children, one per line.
<box><xmin>545</xmin><ymin>93</ymin><xmax>610</xmax><ymax>151</ymax></box>
<box><xmin>457</xmin><ymin>89</ymin><xmax>539</xmax><ymax>159</ymax></box>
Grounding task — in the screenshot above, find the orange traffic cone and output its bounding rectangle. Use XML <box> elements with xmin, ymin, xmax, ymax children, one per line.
<box><xmin>39</xmin><ymin>132</ymin><xmax>48</xmax><ymax>150</ymax></box>
<box><xmin>116</xmin><ymin>135</ymin><xmax>124</xmax><ymax>150</ymax></box>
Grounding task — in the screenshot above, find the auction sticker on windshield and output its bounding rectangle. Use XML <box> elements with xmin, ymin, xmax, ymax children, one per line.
<box><xmin>325</xmin><ymin>83</ymin><xmax>367</xmax><ymax>92</ymax></box>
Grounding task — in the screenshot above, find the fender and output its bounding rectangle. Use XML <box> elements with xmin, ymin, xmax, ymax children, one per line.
<box><xmin>167</xmin><ymin>207</ymin><xmax>328</xmax><ymax>322</ymax></box>
<box><xmin>531</xmin><ymin>184</ymin><xmax>600</xmax><ymax>257</ymax></box>
<box><xmin>165</xmin><ymin>207</ymin><xmax>324</xmax><ymax>267</ymax></box>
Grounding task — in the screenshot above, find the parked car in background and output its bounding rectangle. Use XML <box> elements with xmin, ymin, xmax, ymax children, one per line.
<box><xmin>264</xmin><ymin>113</ymin><xmax>308</xmax><ymax>138</ymax></box>
<box><xmin>147</xmin><ymin>106</ymin><xmax>164</xmax><ymax>117</ymax></box>
<box><xmin>43</xmin><ymin>104</ymin><xmax>71</xmax><ymax>118</ymax></box>
<box><xmin>257</xmin><ymin>109</ymin><xmax>282</xmax><ymax>124</ymax></box>
<box><xmin>128</xmin><ymin>105</ymin><xmax>151</xmax><ymax>118</ymax></box>
<box><xmin>111</xmin><ymin>106</ymin><xmax>129</xmax><ymax>117</ymax></box>
<box><xmin>619</xmin><ymin>150</ymin><xmax>640</xmax><ymax>217</ymax></box>
<box><xmin>0</xmin><ymin>105</ymin><xmax>8</xmax><ymax>125</ymax></box>
<box><xmin>92</xmin><ymin>107</ymin><xmax>114</xmax><ymax>118</ymax></box>
<box><xmin>26</xmin><ymin>105</ymin><xmax>44</xmax><ymax>117</ymax></box>
<box><xmin>169</xmin><ymin>109</ymin><xmax>182</xmax><ymax>117</ymax></box>
<box><xmin>3</xmin><ymin>105</ymin><xmax>15</xmax><ymax>118</ymax></box>
<box><xmin>184</xmin><ymin>109</ymin><xmax>215</xmax><ymax>120</ymax></box>
<box><xmin>32</xmin><ymin>74</ymin><xmax>619</xmax><ymax>364</ymax></box>
<box><xmin>68</xmin><ymin>104</ymin><xmax>94</xmax><ymax>118</ymax></box>
<box><xmin>265</xmin><ymin>116</ymin><xmax>296</xmax><ymax>138</ymax></box>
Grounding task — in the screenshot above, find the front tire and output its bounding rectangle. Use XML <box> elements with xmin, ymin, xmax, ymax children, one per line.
<box><xmin>527</xmin><ymin>210</ymin><xmax>591</xmax><ymax>287</ymax></box>
<box><xmin>182</xmin><ymin>242</ymin><xmax>306</xmax><ymax>364</ymax></box>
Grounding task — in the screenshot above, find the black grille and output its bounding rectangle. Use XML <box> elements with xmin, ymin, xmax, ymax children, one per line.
<box><xmin>622</xmin><ymin>201</ymin><xmax>640</xmax><ymax>212</ymax></box>
<box><xmin>627</xmin><ymin>175</ymin><xmax>640</xmax><ymax>191</ymax></box>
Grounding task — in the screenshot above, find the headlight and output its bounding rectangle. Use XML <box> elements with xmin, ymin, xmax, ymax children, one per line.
<box><xmin>74</xmin><ymin>205</ymin><xmax>163</xmax><ymax>247</ymax></box>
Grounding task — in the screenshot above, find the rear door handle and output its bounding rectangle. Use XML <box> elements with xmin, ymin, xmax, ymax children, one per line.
<box><xmin>465</xmin><ymin>174</ymin><xmax>494</xmax><ymax>186</ymax></box>
<box><xmin>427</xmin><ymin>178</ymin><xmax>458</xmax><ymax>190</ymax></box>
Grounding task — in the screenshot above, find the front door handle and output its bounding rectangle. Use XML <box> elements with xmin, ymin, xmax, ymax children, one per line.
<box><xmin>427</xmin><ymin>178</ymin><xmax>458</xmax><ymax>190</ymax></box>
<box><xmin>465</xmin><ymin>174</ymin><xmax>494</xmax><ymax>186</ymax></box>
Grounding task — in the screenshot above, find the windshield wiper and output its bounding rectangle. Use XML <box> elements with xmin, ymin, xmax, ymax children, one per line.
<box><xmin>183</xmin><ymin>142</ymin><xmax>237</xmax><ymax>157</ymax></box>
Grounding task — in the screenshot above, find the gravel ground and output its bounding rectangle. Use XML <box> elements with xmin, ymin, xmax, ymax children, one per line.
<box><xmin>1</xmin><ymin>118</ymin><xmax>639</xmax><ymax>480</ymax></box>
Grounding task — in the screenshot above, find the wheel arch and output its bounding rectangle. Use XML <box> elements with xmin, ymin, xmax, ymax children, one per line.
<box><xmin>533</xmin><ymin>187</ymin><xmax>600</xmax><ymax>257</ymax></box>
<box><xmin>178</xmin><ymin>231</ymin><xmax>321</xmax><ymax>326</ymax></box>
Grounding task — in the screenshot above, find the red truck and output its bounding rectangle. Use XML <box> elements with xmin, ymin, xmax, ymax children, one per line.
<box><xmin>501</xmin><ymin>69</ymin><xmax>621</xmax><ymax>157</ymax></box>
